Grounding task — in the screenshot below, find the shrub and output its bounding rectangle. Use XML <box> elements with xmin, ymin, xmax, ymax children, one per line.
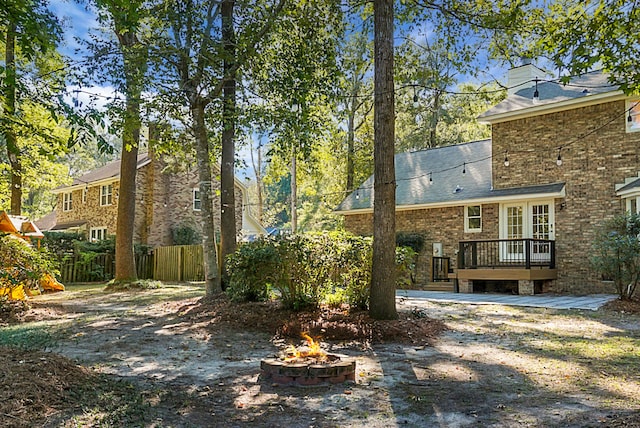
<box><xmin>172</xmin><ymin>224</ymin><xmax>201</xmax><ymax>246</ymax></box>
<box><xmin>225</xmin><ymin>232</ymin><xmax>417</xmax><ymax>311</ymax></box>
<box><xmin>395</xmin><ymin>246</ymin><xmax>417</xmax><ymax>289</ymax></box>
<box><xmin>396</xmin><ymin>232</ymin><xmax>425</xmax><ymax>253</ymax></box>
<box><xmin>0</xmin><ymin>233</ymin><xmax>58</xmax><ymax>298</ymax></box>
<box><xmin>225</xmin><ymin>239</ymin><xmax>279</xmax><ymax>302</ymax></box>
<box><xmin>591</xmin><ymin>213</ymin><xmax>640</xmax><ymax>300</ymax></box>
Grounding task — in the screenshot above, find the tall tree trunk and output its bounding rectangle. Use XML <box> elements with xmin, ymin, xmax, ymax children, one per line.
<box><xmin>114</xmin><ymin>29</ymin><xmax>146</xmax><ymax>282</ymax></box>
<box><xmin>193</xmin><ymin>99</ymin><xmax>222</xmax><ymax>295</ymax></box>
<box><xmin>346</xmin><ymin>105</ymin><xmax>356</xmax><ymax>192</ymax></box>
<box><xmin>220</xmin><ymin>0</ymin><xmax>237</xmax><ymax>272</ymax></box>
<box><xmin>428</xmin><ymin>90</ymin><xmax>441</xmax><ymax>148</ymax></box>
<box><xmin>290</xmin><ymin>146</ymin><xmax>297</xmax><ymax>234</ymax></box>
<box><xmin>114</xmin><ymin>97</ymin><xmax>140</xmax><ymax>281</ymax></box>
<box><xmin>250</xmin><ymin>142</ymin><xmax>263</xmax><ymax>223</ymax></box>
<box><xmin>370</xmin><ymin>0</ymin><xmax>398</xmax><ymax>320</ymax></box>
<box><xmin>5</xmin><ymin>22</ymin><xmax>21</xmax><ymax>216</ymax></box>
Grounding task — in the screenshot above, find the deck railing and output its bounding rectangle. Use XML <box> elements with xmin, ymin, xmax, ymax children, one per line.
<box><xmin>432</xmin><ymin>256</ymin><xmax>451</xmax><ymax>282</ymax></box>
<box><xmin>458</xmin><ymin>239</ymin><xmax>555</xmax><ymax>270</ymax></box>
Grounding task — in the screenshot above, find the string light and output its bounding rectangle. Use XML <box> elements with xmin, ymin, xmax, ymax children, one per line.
<box><xmin>429</xmin><ymin>172</ymin><xmax>433</xmax><ymax>183</ymax></box>
<box><xmin>556</xmin><ymin>148</ymin><xmax>563</xmax><ymax>166</ymax></box>
<box><xmin>462</xmin><ymin>162</ymin><xmax>466</xmax><ymax>174</ymax></box>
<box><xmin>503</xmin><ymin>151</ymin><xmax>509</xmax><ymax>167</ymax></box>
<box><xmin>533</xmin><ymin>77</ymin><xmax>540</xmax><ymax>103</ymax></box>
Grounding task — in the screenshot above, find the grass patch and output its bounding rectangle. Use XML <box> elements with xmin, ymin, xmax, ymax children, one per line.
<box><xmin>105</xmin><ymin>279</ymin><xmax>163</xmax><ymax>292</ymax></box>
<box><xmin>0</xmin><ymin>323</ymin><xmax>57</xmax><ymax>350</ymax></box>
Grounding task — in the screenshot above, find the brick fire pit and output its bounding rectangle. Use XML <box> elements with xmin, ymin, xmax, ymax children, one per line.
<box><xmin>260</xmin><ymin>355</ymin><xmax>356</xmax><ymax>386</ymax></box>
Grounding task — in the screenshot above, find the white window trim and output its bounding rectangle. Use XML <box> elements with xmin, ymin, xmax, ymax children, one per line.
<box><xmin>626</xmin><ymin>99</ymin><xmax>640</xmax><ymax>133</ymax></box>
<box><xmin>193</xmin><ymin>188</ymin><xmax>201</xmax><ymax>211</ymax></box>
<box><xmin>626</xmin><ymin>196</ymin><xmax>640</xmax><ymax>214</ymax></box>
<box><xmin>464</xmin><ymin>204</ymin><xmax>482</xmax><ymax>233</ymax></box>
<box><xmin>498</xmin><ymin>200</ymin><xmax>555</xmax><ymax>240</ymax></box>
<box><xmin>90</xmin><ymin>227</ymin><xmax>108</xmax><ymax>242</ymax></box>
<box><xmin>63</xmin><ymin>192</ymin><xmax>73</xmax><ymax>212</ymax></box>
<box><xmin>100</xmin><ymin>184</ymin><xmax>113</xmax><ymax>206</ymax></box>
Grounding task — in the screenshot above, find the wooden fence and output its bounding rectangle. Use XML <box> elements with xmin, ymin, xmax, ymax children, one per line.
<box><xmin>58</xmin><ymin>253</ymin><xmax>154</xmax><ymax>283</ymax></box>
<box><xmin>59</xmin><ymin>253</ymin><xmax>115</xmax><ymax>283</ymax></box>
<box><xmin>154</xmin><ymin>244</ymin><xmax>205</xmax><ymax>282</ymax></box>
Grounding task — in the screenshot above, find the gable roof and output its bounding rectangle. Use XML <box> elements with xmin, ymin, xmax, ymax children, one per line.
<box><xmin>479</xmin><ymin>70</ymin><xmax>621</xmax><ymax>124</ymax></box>
<box><xmin>0</xmin><ymin>211</ymin><xmax>44</xmax><ymax>239</ymax></box>
<box><xmin>335</xmin><ymin>140</ymin><xmax>566</xmax><ymax>214</ymax></box>
<box><xmin>53</xmin><ymin>153</ymin><xmax>152</xmax><ymax>193</ymax></box>
<box><xmin>336</xmin><ymin>140</ymin><xmax>493</xmax><ymax>212</ymax></box>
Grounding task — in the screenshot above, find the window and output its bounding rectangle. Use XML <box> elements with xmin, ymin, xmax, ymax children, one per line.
<box><xmin>63</xmin><ymin>192</ymin><xmax>73</xmax><ymax>212</ymax></box>
<box><xmin>90</xmin><ymin>227</ymin><xmax>108</xmax><ymax>242</ymax></box>
<box><xmin>82</xmin><ymin>187</ymin><xmax>87</xmax><ymax>203</ymax></box>
<box><xmin>464</xmin><ymin>205</ymin><xmax>482</xmax><ymax>232</ymax></box>
<box><xmin>100</xmin><ymin>184</ymin><xmax>113</xmax><ymax>206</ymax></box>
<box><xmin>626</xmin><ymin>197</ymin><xmax>639</xmax><ymax>214</ymax></box>
<box><xmin>626</xmin><ymin>99</ymin><xmax>640</xmax><ymax>133</ymax></box>
<box><xmin>193</xmin><ymin>188</ymin><xmax>201</xmax><ymax>211</ymax></box>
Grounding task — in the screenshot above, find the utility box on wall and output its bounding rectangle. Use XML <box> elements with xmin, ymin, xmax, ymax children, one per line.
<box><xmin>433</xmin><ymin>242</ymin><xmax>442</xmax><ymax>257</ymax></box>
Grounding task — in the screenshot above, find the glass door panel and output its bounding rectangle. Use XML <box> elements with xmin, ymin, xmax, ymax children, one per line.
<box><xmin>531</xmin><ymin>204</ymin><xmax>551</xmax><ymax>262</ymax></box>
<box><xmin>504</xmin><ymin>205</ymin><xmax>524</xmax><ymax>261</ymax></box>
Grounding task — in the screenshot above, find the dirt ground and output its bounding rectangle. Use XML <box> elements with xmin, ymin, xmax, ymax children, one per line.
<box><xmin>2</xmin><ymin>283</ymin><xmax>640</xmax><ymax>427</ymax></box>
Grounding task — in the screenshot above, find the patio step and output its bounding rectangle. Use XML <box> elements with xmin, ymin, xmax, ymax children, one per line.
<box><xmin>425</xmin><ymin>282</ymin><xmax>455</xmax><ymax>292</ymax></box>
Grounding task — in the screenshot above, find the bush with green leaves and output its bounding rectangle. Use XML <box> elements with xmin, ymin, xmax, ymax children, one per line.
<box><xmin>224</xmin><ymin>238</ymin><xmax>279</xmax><ymax>303</ymax></box>
<box><xmin>591</xmin><ymin>213</ymin><xmax>640</xmax><ymax>300</ymax></box>
<box><xmin>172</xmin><ymin>224</ymin><xmax>201</xmax><ymax>245</ymax></box>
<box><xmin>0</xmin><ymin>233</ymin><xmax>58</xmax><ymax>296</ymax></box>
<box><xmin>225</xmin><ymin>232</ymin><xmax>417</xmax><ymax>310</ymax></box>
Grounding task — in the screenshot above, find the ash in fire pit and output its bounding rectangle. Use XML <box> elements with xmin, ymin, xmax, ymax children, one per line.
<box><xmin>261</xmin><ymin>334</ymin><xmax>356</xmax><ymax>386</ymax></box>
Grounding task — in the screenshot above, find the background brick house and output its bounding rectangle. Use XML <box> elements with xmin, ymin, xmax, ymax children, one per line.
<box><xmin>336</xmin><ymin>64</ymin><xmax>640</xmax><ymax>295</ymax></box>
<box><xmin>42</xmin><ymin>152</ymin><xmax>265</xmax><ymax>248</ymax></box>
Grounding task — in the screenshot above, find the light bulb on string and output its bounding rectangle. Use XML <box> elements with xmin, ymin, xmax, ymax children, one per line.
<box><xmin>556</xmin><ymin>148</ymin><xmax>563</xmax><ymax>166</ymax></box>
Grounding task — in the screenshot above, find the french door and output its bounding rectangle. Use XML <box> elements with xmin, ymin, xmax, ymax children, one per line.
<box><xmin>501</xmin><ymin>201</ymin><xmax>554</xmax><ymax>262</ymax></box>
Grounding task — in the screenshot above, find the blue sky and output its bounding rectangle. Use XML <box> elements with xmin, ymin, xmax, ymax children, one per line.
<box><xmin>49</xmin><ymin>0</ymin><xmax>99</xmax><ymax>59</ymax></box>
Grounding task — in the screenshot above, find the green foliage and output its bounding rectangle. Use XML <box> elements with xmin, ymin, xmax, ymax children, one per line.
<box><xmin>171</xmin><ymin>224</ymin><xmax>202</xmax><ymax>246</ymax></box>
<box><xmin>396</xmin><ymin>232</ymin><xmax>425</xmax><ymax>253</ymax></box>
<box><xmin>395</xmin><ymin>246</ymin><xmax>417</xmax><ymax>289</ymax></box>
<box><xmin>0</xmin><ymin>233</ymin><xmax>58</xmax><ymax>293</ymax></box>
<box><xmin>225</xmin><ymin>232</ymin><xmax>416</xmax><ymax>311</ymax></box>
<box><xmin>591</xmin><ymin>213</ymin><xmax>640</xmax><ymax>300</ymax></box>
<box><xmin>536</xmin><ymin>1</ymin><xmax>640</xmax><ymax>94</ymax></box>
<box><xmin>0</xmin><ymin>324</ymin><xmax>56</xmax><ymax>350</ymax></box>
<box><xmin>76</xmin><ymin>236</ymin><xmax>116</xmax><ymax>254</ymax></box>
<box><xmin>225</xmin><ymin>239</ymin><xmax>279</xmax><ymax>303</ymax></box>
<box><xmin>42</xmin><ymin>231</ymin><xmax>86</xmax><ymax>256</ymax></box>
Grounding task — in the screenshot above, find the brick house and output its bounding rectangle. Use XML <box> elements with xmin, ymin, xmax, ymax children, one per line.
<box><xmin>336</xmin><ymin>64</ymin><xmax>640</xmax><ymax>295</ymax></box>
<box><xmin>42</xmin><ymin>152</ymin><xmax>265</xmax><ymax>247</ymax></box>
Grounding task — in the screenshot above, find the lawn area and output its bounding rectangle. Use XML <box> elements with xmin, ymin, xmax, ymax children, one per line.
<box><xmin>1</xmin><ymin>283</ymin><xmax>639</xmax><ymax>427</ymax></box>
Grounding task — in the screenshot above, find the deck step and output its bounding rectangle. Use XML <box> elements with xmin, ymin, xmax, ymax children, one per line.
<box><xmin>425</xmin><ymin>282</ymin><xmax>455</xmax><ymax>292</ymax></box>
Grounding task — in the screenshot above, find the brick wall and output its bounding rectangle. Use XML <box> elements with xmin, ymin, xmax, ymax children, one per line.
<box><xmin>57</xmin><ymin>159</ymin><xmax>244</xmax><ymax>249</ymax></box>
<box><xmin>344</xmin><ymin>204</ymin><xmax>499</xmax><ymax>287</ymax></box>
<box><xmin>142</xmin><ymin>160</ymin><xmax>244</xmax><ymax>248</ymax></box>
<box><xmin>491</xmin><ymin>100</ymin><xmax>640</xmax><ymax>293</ymax></box>
<box><xmin>343</xmin><ymin>100</ymin><xmax>640</xmax><ymax>295</ymax></box>
<box><xmin>56</xmin><ymin>182</ymin><xmax>120</xmax><ymax>236</ymax></box>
